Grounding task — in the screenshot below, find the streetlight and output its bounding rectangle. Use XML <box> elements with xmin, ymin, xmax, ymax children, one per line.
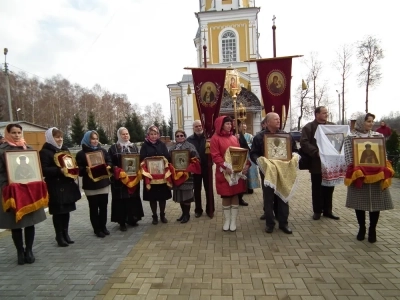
<box><xmin>16</xmin><ymin>108</ymin><xmax>21</xmax><ymax>121</ymax></box>
<box><xmin>336</xmin><ymin>90</ymin><xmax>341</xmax><ymax>124</ymax></box>
<box><xmin>4</xmin><ymin>48</ymin><xmax>13</xmax><ymax>121</ymax></box>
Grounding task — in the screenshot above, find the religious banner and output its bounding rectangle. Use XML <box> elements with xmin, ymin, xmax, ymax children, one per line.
<box><xmin>186</xmin><ymin>67</ymin><xmax>229</xmax><ymax>138</ymax></box>
<box><xmin>252</xmin><ymin>56</ymin><xmax>301</xmax><ymax>127</ymax></box>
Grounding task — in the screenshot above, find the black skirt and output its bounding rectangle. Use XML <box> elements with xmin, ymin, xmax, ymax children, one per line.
<box><xmin>142</xmin><ymin>183</ymin><xmax>172</xmax><ymax>201</ymax></box>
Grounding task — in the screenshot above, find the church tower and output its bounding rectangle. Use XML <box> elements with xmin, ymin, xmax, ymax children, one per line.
<box><xmin>195</xmin><ymin>0</ymin><xmax>259</xmax><ymax>68</ymax></box>
<box><xmin>167</xmin><ymin>0</ymin><xmax>263</xmax><ymax>137</ymax></box>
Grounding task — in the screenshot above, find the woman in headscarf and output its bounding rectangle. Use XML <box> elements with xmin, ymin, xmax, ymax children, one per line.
<box><xmin>76</xmin><ymin>130</ymin><xmax>112</xmax><ymax>238</ymax></box>
<box><xmin>108</xmin><ymin>127</ymin><xmax>144</xmax><ymax>231</ymax></box>
<box><xmin>139</xmin><ymin>125</ymin><xmax>172</xmax><ymax>225</ymax></box>
<box><xmin>169</xmin><ymin>129</ymin><xmax>199</xmax><ymax>223</ymax></box>
<box><xmin>39</xmin><ymin>127</ymin><xmax>81</xmax><ymax>247</ymax></box>
<box><xmin>210</xmin><ymin>116</ymin><xmax>250</xmax><ymax>232</ymax></box>
<box><xmin>0</xmin><ymin>124</ymin><xmax>47</xmax><ymax>264</ymax></box>
<box><xmin>344</xmin><ymin>113</ymin><xmax>394</xmax><ymax>243</ymax></box>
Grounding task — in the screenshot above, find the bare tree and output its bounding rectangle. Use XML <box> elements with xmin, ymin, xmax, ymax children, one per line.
<box><xmin>356</xmin><ymin>36</ymin><xmax>384</xmax><ymax>113</ymax></box>
<box><xmin>305</xmin><ymin>52</ymin><xmax>322</xmax><ymax>109</ymax></box>
<box><xmin>333</xmin><ymin>44</ymin><xmax>352</xmax><ymax>124</ymax></box>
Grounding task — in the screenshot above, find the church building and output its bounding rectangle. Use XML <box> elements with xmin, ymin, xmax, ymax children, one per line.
<box><xmin>167</xmin><ymin>0</ymin><xmax>265</xmax><ymax>137</ymax></box>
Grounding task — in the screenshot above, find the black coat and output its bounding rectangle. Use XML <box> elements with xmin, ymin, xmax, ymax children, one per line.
<box><xmin>39</xmin><ymin>143</ymin><xmax>81</xmax><ymax>215</ymax></box>
<box><xmin>187</xmin><ymin>133</ymin><xmax>207</xmax><ymax>167</ymax></box>
<box><xmin>139</xmin><ymin>139</ymin><xmax>172</xmax><ymax>201</ymax></box>
<box><xmin>75</xmin><ymin>145</ymin><xmax>112</xmax><ymax>190</ymax></box>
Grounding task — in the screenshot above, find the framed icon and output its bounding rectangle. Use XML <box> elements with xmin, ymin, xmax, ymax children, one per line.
<box><xmin>4</xmin><ymin>150</ymin><xmax>43</xmax><ymax>184</ymax></box>
<box><xmin>62</xmin><ymin>155</ymin><xmax>76</xmax><ymax>169</ymax></box>
<box><xmin>229</xmin><ymin>147</ymin><xmax>248</xmax><ymax>172</ymax></box>
<box><xmin>264</xmin><ymin>133</ymin><xmax>292</xmax><ymax>161</ymax></box>
<box><xmin>171</xmin><ymin>150</ymin><xmax>190</xmax><ymax>171</ymax></box>
<box><xmin>121</xmin><ymin>154</ymin><xmax>140</xmax><ymax>176</ymax></box>
<box><xmin>326</xmin><ymin>133</ymin><xmax>345</xmax><ymax>153</ymax></box>
<box><xmin>352</xmin><ymin>137</ymin><xmax>386</xmax><ymax>167</ymax></box>
<box><xmin>146</xmin><ymin>157</ymin><xmax>165</xmax><ymax>175</ymax></box>
<box><xmin>85</xmin><ymin>151</ymin><xmax>105</xmax><ymax>167</ymax></box>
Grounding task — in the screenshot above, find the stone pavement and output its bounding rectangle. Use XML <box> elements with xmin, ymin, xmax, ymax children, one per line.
<box><xmin>0</xmin><ymin>171</ymin><xmax>399</xmax><ymax>300</ymax></box>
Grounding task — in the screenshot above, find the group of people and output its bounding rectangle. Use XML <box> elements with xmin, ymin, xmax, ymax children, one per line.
<box><xmin>0</xmin><ymin>108</ymin><xmax>394</xmax><ymax>265</ymax></box>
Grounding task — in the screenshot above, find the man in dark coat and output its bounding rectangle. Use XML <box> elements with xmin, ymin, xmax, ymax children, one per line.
<box><xmin>300</xmin><ymin>106</ymin><xmax>340</xmax><ymax>221</ymax></box>
<box><xmin>250</xmin><ymin>112</ymin><xmax>297</xmax><ymax>234</ymax></box>
<box><xmin>187</xmin><ymin>120</ymin><xmax>214</xmax><ymax>218</ymax></box>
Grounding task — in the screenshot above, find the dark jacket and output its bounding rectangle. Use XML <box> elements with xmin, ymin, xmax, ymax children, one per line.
<box><xmin>108</xmin><ymin>143</ymin><xmax>141</xmax><ymax>200</ymax></box>
<box><xmin>187</xmin><ymin>133</ymin><xmax>207</xmax><ymax>167</ymax></box>
<box><xmin>250</xmin><ymin>128</ymin><xmax>298</xmax><ymax>164</ymax></box>
<box><xmin>39</xmin><ymin>143</ymin><xmax>80</xmax><ymax>215</ymax></box>
<box><xmin>139</xmin><ymin>139</ymin><xmax>172</xmax><ymax>201</ymax></box>
<box><xmin>76</xmin><ymin>144</ymin><xmax>112</xmax><ymax>190</ymax></box>
<box><xmin>300</xmin><ymin>119</ymin><xmax>334</xmax><ymax>174</ymax></box>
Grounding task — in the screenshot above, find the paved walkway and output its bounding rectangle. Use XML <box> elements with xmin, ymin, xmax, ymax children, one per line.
<box><xmin>1</xmin><ymin>171</ymin><xmax>399</xmax><ymax>300</ymax></box>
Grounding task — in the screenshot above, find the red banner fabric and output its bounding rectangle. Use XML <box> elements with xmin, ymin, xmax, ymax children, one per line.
<box><xmin>256</xmin><ymin>57</ymin><xmax>293</xmax><ymax>122</ymax></box>
<box><xmin>191</xmin><ymin>68</ymin><xmax>227</xmax><ymax>138</ymax></box>
<box><xmin>2</xmin><ymin>181</ymin><xmax>49</xmax><ymax>222</ymax></box>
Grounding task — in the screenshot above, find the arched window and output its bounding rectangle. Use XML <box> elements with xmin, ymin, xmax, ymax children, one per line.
<box><xmin>221</xmin><ymin>30</ymin><xmax>237</xmax><ymax>62</ymax></box>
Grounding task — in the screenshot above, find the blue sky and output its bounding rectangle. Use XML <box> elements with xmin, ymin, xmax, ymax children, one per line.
<box><xmin>1</xmin><ymin>0</ymin><xmax>398</xmax><ymax>123</ymax></box>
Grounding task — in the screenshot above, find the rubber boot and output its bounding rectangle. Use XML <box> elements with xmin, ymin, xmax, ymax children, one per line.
<box><xmin>230</xmin><ymin>205</ymin><xmax>239</xmax><ymax>232</ymax></box>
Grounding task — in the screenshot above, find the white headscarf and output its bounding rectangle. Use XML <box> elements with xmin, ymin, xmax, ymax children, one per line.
<box><xmin>45</xmin><ymin>127</ymin><xmax>62</xmax><ymax>149</ymax></box>
<box><xmin>117</xmin><ymin>127</ymin><xmax>133</xmax><ymax>150</ymax></box>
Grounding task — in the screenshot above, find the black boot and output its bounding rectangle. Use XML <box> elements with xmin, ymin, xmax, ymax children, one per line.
<box><xmin>24</xmin><ymin>226</ymin><xmax>35</xmax><ymax>264</ymax></box>
<box><xmin>355</xmin><ymin>210</ymin><xmax>366</xmax><ymax>241</ymax></box>
<box><xmin>152</xmin><ymin>215</ymin><xmax>159</xmax><ymax>225</ymax></box>
<box><xmin>56</xmin><ymin>232</ymin><xmax>69</xmax><ymax>247</ymax></box>
<box><xmin>181</xmin><ymin>204</ymin><xmax>191</xmax><ymax>224</ymax></box>
<box><xmin>11</xmin><ymin>229</ymin><xmax>25</xmax><ymax>265</ymax></box>
<box><xmin>177</xmin><ymin>203</ymin><xmax>184</xmax><ymax>221</ymax></box>
<box><xmin>160</xmin><ymin>213</ymin><xmax>168</xmax><ymax>223</ymax></box>
<box><xmin>62</xmin><ymin>213</ymin><xmax>75</xmax><ymax>244</ymax></box>
<box><xmin>238</xmin><ymin>194</ymin><xmax>248</xmax><ymax>206</ymax></box>
<box><xmin>159</xmin><ymin>200</ymin><xmax>168</xmax><ymax>223</ymax></box>
<box><xmin>368</xmin><ymin>211</ymin><xmax>380</xmax><ymax>243</ymax></box>
<box><xmin>54</xmin><ymin>215</ymin><xmax>69</xmax><ymax>246</ymax></box>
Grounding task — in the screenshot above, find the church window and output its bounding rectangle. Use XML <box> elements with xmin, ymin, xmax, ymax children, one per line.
<box><xmin>221</xmin><ymin>30</ymin><xmax>237</xmax><ymax>62</ymax></box>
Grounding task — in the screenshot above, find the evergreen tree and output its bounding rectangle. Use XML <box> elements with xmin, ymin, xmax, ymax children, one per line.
<box><xmin>153</xmin><ymin>120</ymin><xmax>160</xmax><ymax>131</ymax></box>
<box><xmin>71</xmin><ymin>114</ymin><xmax>85</xmax><ymax>145</ymax></box>
<box><xmin>97</xmin><ymin>126</ymin><xmax>110</xmax><ymax>145</ymax></box>
<box><xmin>167</xmin><ymin>116</ymin><xmax>173</xmax><ymax>139</ymax></box>
<box><xmin>386</xmin><ymin>130</ymin><xmax>399</xmax><ymax>157</ymax></box>
<box><xmin>124</xmin><ymin>115</ymin><xmax>135</xmax><ymax>140</ymax></box>
<box><xmin>87</xmin><ymin>111</ymin><xmax>97</xmax><ymax>131</ymax></box>
<box><xmin>114</xmin><ymin>120</ymin><xmax>124</xmax><ymax>143</ymax></box>
<box><xmin>131</xmin><ymin>112</ymin><xmax>145</xmax><ymax>142</ymax></box>
<box><xmin>161</xmin><ymin>119</ymin><xmax>168</xmax><ymax>136</ymax></box>
<box><xmin>63</xmin><ymin>134</ymin><xmax>74</xmax><ymax>148</ymax></box>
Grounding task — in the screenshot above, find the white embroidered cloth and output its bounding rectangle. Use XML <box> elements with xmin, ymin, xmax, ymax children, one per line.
<box><xmin>315</xmin><ymin>125</ymin><xmax>350</xmax><ymax>186</ymax></box>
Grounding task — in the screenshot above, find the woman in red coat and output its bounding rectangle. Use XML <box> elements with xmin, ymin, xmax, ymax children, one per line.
<box><xmin>210</xmin><ymin>116</ymin><xmax>249</xmax><ymax>232</ymax></box>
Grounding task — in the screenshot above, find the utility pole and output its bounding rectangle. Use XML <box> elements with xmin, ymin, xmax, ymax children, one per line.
<box><xmin>3</xmin><ymin>48</ymin><xmax>13</xmax><ymax>121</ymax></box>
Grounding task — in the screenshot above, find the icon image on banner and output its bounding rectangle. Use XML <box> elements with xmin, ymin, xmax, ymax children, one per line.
<box><xmin>266</xmin><ymin>70</ymin><xmax>286</xmax><ymax>96</ymax></box>
<box><xmin>200</xmin><ymin>82</ymin><xmax>217</xmax><ymax>107</ymax></box>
